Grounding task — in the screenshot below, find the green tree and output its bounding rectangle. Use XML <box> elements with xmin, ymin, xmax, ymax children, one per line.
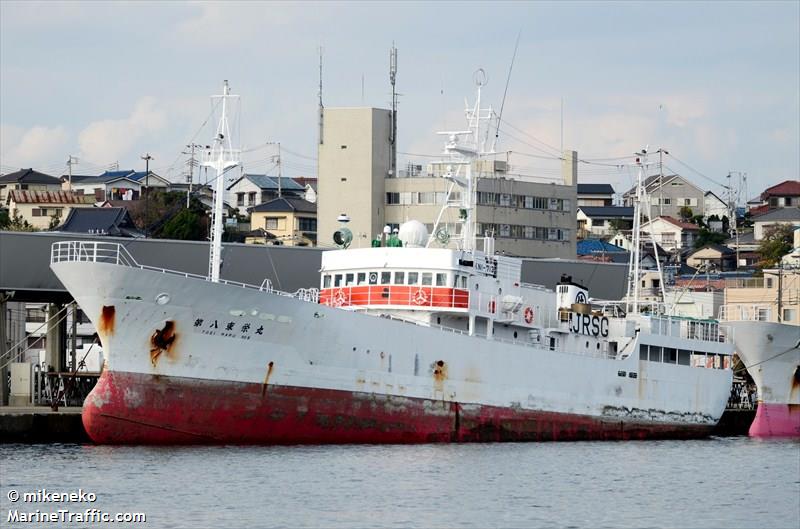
<box><xmin>694</xmin><ymin>228</ymin><xmax>728</xmax><ymax>249</ymax></box>
<box><xmin>48</xmin><ymin>214</ymin><xmax>61</xmax><ymax>230</ymax></box>
<box><xmin>678</xmin><ymin>206</ymin><xmax>693</xmax><ymax>221</ymax></box>
<box><xmin>159</xmin><ymin>208</ymin><xmax>206</xmax><ymax>241</ymax></box>
<box><xmin>4</xmin><ymin>212</ymin><xmax>37</xmax><ymax>232</ymax></box>
<box><xmin>0</xmin><ymin>210</ymin><xmax>9</xmax><ymax>229</ymax></box>
<box><xmin>757</xmin><ymin>224</ymin><xmax>794</xmax><ymax>268</ymax></box>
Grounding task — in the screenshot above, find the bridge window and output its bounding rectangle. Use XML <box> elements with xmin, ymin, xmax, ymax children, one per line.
<box><xmin>323</xmin><ymin>275</ymin><xmax>331</xmax><ymax>288</ymax></box>
<box><xmin>678</xmin><ymin>349</ymin><xmax>690</xmax><ymax>365</ymax></box>
<box><xmin>394</xmin><ymin>271</ymin><xmax>405</xmax><ymax>284</ymax></box>
<box><xmin>664</xmin><ymin>347</ymin><xmax>677</xmax><ymax>364</ymax></box>
<box><xmin>639</xmin><ymin>344</ymin><xmax>648</xmax><ymax>360</ymax></box>
<box><xmin>334</xmin><ymin>274</ymin><xmax>343</xmax><ymax>287</ymax></box>
<box><xmin>381</xmin><ymin>271</ymin><xmax>391</xmax><ymax>284</ymax></box>
<box><xmin>357</xmin><ymin>272</ymin><xmax>366</xmax><ymax>285</ymax></box>
<box><xmin>436</xmin><ymin>273</ymin><xmax>447</xmax><ymax>286</ymax></box>
<box><xmin>422</xmin><ymin>273</ymin><xmax>433</xmax><ymax>286</ymax></box>
<box><xmin>648</xmin><ymin>345</ymin><xmax>662</xmax><ymax>362</ymax></box>
<box><xmin>345</xmin><ymin>273</ymin><xmax>355</xmax><ymax>286</ymax></box>
<box><xmin>408</xmin><ymin>272</ymin><xmax>419</xmax><ymax>285</ymax></box>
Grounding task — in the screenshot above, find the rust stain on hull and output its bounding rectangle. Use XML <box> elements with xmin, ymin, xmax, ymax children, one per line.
<box><xmin>433</xmin><ymin>360</ymin><xmax>448</xmax><ymax>394</ymax></box>
<box><xmin>261</xmin><ymin>361</ymin><xmax>275</xmax><ymax>398</ymax></box>
<box><xmin>791</xmin><ymin>366</ymin><xmax>800</xmax><ymax>400</ymax></box>
<box><xmin>150</xmin><ymin>321</ymin><xmax>177</xmax><ymax>366</ymax></box>
<box><xmin>98</xmin><ymin>305</ymin><xmax>115</xmax><ymax>336</ymax></box>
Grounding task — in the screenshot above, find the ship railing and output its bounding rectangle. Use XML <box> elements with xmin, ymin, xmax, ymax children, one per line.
<box><xmin>718</xmin><ymin>304</ymin><xmax>773</xmax><ymax>322</ymax></box>
<box><xmin>50</xmin><ymin>241</ymin><xmax>319</xmax><ymax>304</ymax></box>
<box><xmin>645</xmin><ymin>315</ymin><xmax>733</xmax><ymax>344</ymax></box>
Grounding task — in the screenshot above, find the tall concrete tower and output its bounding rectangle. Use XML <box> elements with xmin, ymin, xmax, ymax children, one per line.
<box><xmin>318</xmin><ymin>107</ymin><xmax>392</xmax><ymax>248</ymax></box>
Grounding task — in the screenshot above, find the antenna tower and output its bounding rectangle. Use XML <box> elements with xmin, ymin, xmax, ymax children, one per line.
<box><xmin>389</xmin><ymin>44</ymin><xmax>398</xmax><ymax>177</ymax></box>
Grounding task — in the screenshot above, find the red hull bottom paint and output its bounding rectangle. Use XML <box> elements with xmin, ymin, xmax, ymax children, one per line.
<box><xmin>83</xmin><ymin>371</ymin><xmax>714</xmax><ymax>444</ymax></box>
<box><xmin>749</xmin><ymin>403</ymin><xmax>800</xmax><ymax>438</ymax></box>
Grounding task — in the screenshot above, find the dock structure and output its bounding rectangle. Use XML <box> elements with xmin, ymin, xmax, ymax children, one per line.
<box><xmin>0</xmin><ymin>407</ymin><xmax>87</xmax><ymax>443</ymax></box>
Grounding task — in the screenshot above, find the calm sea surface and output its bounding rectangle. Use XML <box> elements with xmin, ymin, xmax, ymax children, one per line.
<box><xmin>1</xmin><ymin>438</ymin><xmax>798</xmax><ymax>529</ymax></box>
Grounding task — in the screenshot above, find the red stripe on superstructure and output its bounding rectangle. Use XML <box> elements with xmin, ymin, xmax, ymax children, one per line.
<box><xmin>319</xmin><ymin>286</ymin><xmax>469</xmax><ymax>309</ymax></box>
<box><xmin>82</xmin><ymin>370</ymin><xmax>714</xmax><ymax>445</ymax></box>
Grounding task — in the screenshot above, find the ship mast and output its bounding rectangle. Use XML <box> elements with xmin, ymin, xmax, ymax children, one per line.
<box><xmin>432</xmin><ymin>69</ymin><xmax>496</xmax><ymax>254</ymax></box>
<box><xmin>201</xmin><ymin>80</ymin><xmax>240</xmax><ymax>282</ymax></box>
<box><xmin>626</xmin><ymin>151</ymin><xmax>646</xmax><ymax>315</ymax></box>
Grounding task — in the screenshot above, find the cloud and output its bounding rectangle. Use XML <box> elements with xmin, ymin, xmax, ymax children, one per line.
<box><xmin>78</xmin><ymin>97</ymin><xmax>167</xmax><ymax>164</ymax></box>
<box><xmin>1</xmin><ymin>124</ymin><xmax>69</xmax><ymax>168</ymax></box>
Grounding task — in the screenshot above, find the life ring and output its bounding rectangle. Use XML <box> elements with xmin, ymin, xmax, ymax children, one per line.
<box><xmin>488</xmin><ymin>300</ymin><xmax>496</xmax><ymax>314</ymax></box>
<box><xmin>524</xmin><ymin>307</ymin><xmax>534</xmax><ymax>324</ymax></box>
<box><xmin>412</xmin><ymin>289</ymin><xmax>429</xmax><ymax>305</ymax></box>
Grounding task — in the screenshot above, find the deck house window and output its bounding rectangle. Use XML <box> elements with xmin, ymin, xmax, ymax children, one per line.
<box><xmin>357</xmin><ymin>272</ymin><xmax>366</xmax><ymax>285</ymax></box>
<box><xmin>323</xmin><ymin>275</ymin><xmax>331</xmax><ymax>288</ymax></box>
<box><xmin>639</xmin><ymin>344</ymin><xmax>648</xmax><ymax>360</ymax></box>
<box><xmin>381</xmin><ymin>272</ymin><xmax>391</xmax><ymax>284</ymax></box>
<box><xmin>422</xmin><ymin>273</ymin><xmax>433</xmax><ymax>286</ymax></box>
<box><xmin>436</xmin><ymin>273</ymin><xmax>447</xmax><ymax>286</ymax></box>
<box><xmin>334</xmin><ymin>274</ymin><xmax>343</xmax><ymax>287</ymax></box>
<box><xmin>664</xmin><ymin>347</ymin><xmax>677</xmax><ymax>364</ymax></box>
<box><xmin>345</xmin><ymin>273</ymin><xmax>355</xmax><ymax>286</ymax></box>
<box><xmin>678</xmin><ymin>350</ymin><xmax>690</xmax><ymax>365</ymax></box>
<box><xmin>648</xmin><ymin>345</ymin><xmax>662</xmax><ymax>362</ymax></box>
<box><xmin>407</xmin><ymin>272</ymin><xmax>419</xmax><ymax>285</ymax></box>
<box><xmin>394</xmin><ymin>271</ymin><xmax>405</xmax><ymax>284</ymax></box>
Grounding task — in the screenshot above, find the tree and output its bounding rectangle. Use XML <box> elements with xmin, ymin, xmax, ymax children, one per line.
<box><xmin>757</xmin><ymin>224</ymin><xmax>794</xmax><ymax>268</ymax></box>
<box><xmin>48</xmin><ymin>214</ymin><xmax>61</xmax><ymax>230</ymax></box>
<box><xmin>678</xmin><ymin>206</ymin><xmax>693</xmax><ymax>222</ymax></box>
<box><xmin>159</xmin><ymin>208</ymin><xmax>207</xmax><ymax>241</ymax></box>
<box><xmin>3</xmin><ymin>212</ymin><xmax>37</xmax><ymax>232</ymax></box>
<box><xmin>0</xmin><ymin>210</ymin><xmax>9</xmax><ymax>229</ymax></box>
<box><xmin>694</xmin><ymin>228</ymin><xmax>728</xmax><ymax>249</ymax></box>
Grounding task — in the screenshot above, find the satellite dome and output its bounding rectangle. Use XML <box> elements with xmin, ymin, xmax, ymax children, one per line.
<box><xmin>398</xmin><ymin>220</ymin><xmax>428</xmax><ymax>248</ymax></box>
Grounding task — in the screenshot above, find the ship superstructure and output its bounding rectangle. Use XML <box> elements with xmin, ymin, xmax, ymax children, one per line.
<box><xmin>49</xmin><ymin>79</ymin><xmax>736</xmax><ymax>444</ymax></box>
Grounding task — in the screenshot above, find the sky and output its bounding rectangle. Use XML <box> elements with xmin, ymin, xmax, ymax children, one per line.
<box><xmin>1</xmin><ymin>1</ymin><xmax>798</xmax><ymax>202</ymax></box>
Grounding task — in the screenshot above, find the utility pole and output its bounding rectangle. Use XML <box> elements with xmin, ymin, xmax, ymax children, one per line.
<box><xmin>141</xmin><ymin>153</ymin><xmax>153</xmax><ymax>237</ymax></box>
<box><xmin>183</xmin><ymin>143</ymin><xmax>201</xmax><ymax>208</ymax></box>
<box><xmin>266</xmin><ymin>142</ymin><xmax>282</xmax><ymax>198</ymax></box>
<box><xmin>318</xmin><ymin>46</ymin><xmax>324</xmax><ymax>146</ymax></box>
<box><xmin>654</xmin><ymin>148</ymin><xmax>669</xmax><ymax>218</ymax></box>
<box><xmin>66</xmin><ymin>155</ymin><xmax>78</xmax><ymax>191</ymax></box>
<box><xmin>389</xmin><ymin>44</ymin><xmax>398</xmax><ymax>178</ymax></box>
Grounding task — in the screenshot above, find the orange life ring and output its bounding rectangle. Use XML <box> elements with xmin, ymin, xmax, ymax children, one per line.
<box><xmin>524</xmin><ymin>307</ymin><xmax>534</xmax><ymax>324</ymax></box>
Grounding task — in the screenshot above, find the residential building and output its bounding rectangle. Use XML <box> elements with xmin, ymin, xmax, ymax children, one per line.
<box><xmin>63</xmin><ymin>173</ymin><xmax>141</xmax><ymax>201</ymax></box>
<box><xmin>752</xmin><ymin>207</ymin><xmax>800</xmax><ymax>241</ymax></box>
<box><xmin>248</xmin><ymin>196</ymin><xmax>317</xmax><ymax>246</ymax></box>
<box><xmin>6</xmin><ymin>190</ymin><xmax>95</xmax><ymax>229</ymax></box>
<box><xmin>640</xmin><ymin>215</ymin><xmax>700</xmax><ymax>253</ymax></box>
<box><xmin>623</xmin><ymin>173</ymin><xmax>711</xmax><ymax>220</ymax></box>
<box><xmin>0</xmin><ymin>169</ymin><xmax>62</xmax><ymax>205</ymax></box>
<box><xmin>760</xmin><ymin>180</ymin><xmax>800</xmax><ymax>209</ymax></box>
<box><xmin>576</xmin><ymin>239</ymin><xmax>627</xmax><ymax>263</ymax></box>
<box><xmin>293</xmin><ymin>177</ymin><xmax>318</xmax><ymax>204</ymax></box>
<box><xmin>576</xmin><ymin>206</ymin><xmax>633</xmax><ymax>239</ymax></box>
<box><xmin>686</xmin><ymin>244</ymin><xmax>737</xmax><ymax>272</ymax></box>
<box><xmin>703</xmin><ymin>191</ymin><xmax>728</xmax><ymax>220</ymax></box>
<box><xmin>318</xmin><ymin>107</ymin><xmax>392</xmax><ymax>249</ymax></box>
<box><xmin>227</xmin><ymin>173</ymin><xmax>306</xmax><ymax>212</ymax></box>
<box><xmin>57</xmin><ymin>207</ymin><xmax>143</xmax><ymax>237</ymax></box>
<box><xmin>724</xmin><ymin>268</ymin><xmax>799</xmax><ymax>324</ymax></box>
<box><xmin>577</xmin><ymin>183</ymin><xmax>614</xmax><ymax>207</ymax></box>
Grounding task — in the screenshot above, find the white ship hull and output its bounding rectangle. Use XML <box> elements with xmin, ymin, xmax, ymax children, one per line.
<box><xmin>728</xmin><ymin>320</ymin><xmax>800</xmax><ymax>437</ymax></box>
<box><xmin>51</xmin><ymin>254</ymin><xmax>733</xmax><ymax>444</ymax></box>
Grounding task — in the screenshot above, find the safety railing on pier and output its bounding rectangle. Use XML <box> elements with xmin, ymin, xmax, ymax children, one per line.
<box><xmin>51</xmin><ymin>241</ymin><xmax>319</xmax><ymax>303</ymax></box>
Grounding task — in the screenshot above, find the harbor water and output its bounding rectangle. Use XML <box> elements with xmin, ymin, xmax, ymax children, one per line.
<box><xmin>2</xmin><ymin>438</ymin><xmax>798</xmax><ymax>528</ymax></box>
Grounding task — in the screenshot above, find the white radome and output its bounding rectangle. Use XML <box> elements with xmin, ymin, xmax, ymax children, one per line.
<box><xmin>398</xmin><ymin>220</ymin><xmax>428</xmax><ymax>248</ymax></box>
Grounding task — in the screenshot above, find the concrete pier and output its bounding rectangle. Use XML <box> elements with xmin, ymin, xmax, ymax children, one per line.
<box><xmin>0</xmin><ymin>407</ymin><xmax>87</xmax><ymax>443</ymax></box>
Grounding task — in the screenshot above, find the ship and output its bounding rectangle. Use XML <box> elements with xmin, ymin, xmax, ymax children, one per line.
<box><xmin>50</xmin><ymin>80</ymin><xmax>735</xmax><ymax>444</ymax></box>
<box><xmin>720</xmin><ymin>263</ymin><xmax>800</xmax><ymax>437</ymax></box>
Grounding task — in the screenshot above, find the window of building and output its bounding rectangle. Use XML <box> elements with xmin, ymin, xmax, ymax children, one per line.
<box><xmin>783</xmin><ymin>308</ymin><xmax>797</xmax><ymax>322</ymax></box>
<box><xmin>436</xmin><ymin>273</ymin><xmax>447</xmax><ymax>286</ymax></box>
<box><xmin>237</xmin><ymin>193</ymin><xmax>245</xmax><ymax>206</ymax></box>
<box><xmin>32</xmin><ymin>208</ymin><xmax>42</xmax><ymax>217</ymax></box>
<box><xmin>386</xmin><ymin>192</ymin><xmax>400</xmax><ymax>204</ymax></box>
<box><xmin>298</xmin><ymin>218</ymin><xmax>316</xmax><ymax>232</ymax></box>
<box><xmin>766</xmin><ymin>277</ymin><xmax>773</xmax><ymax>288</ymax></box>
<box><xmin>662</xmin><ymin>198</ymin><xmax>672</xmax><ymax>205</ymax></box>
<box><xmin>248</xmin><ymin>192</ymin><xmax>256</xmax><ymax>205</ymax></box>
<box><xmin>421</xmin><ymin>273</ymin><xmax>433</xmax><ymax>286</ymax></box>
<box><xmin>265</xmin><ymin>218</ymin><xmax>279</xmax><ymax>230</ymax></box>
<box><xmin>407</xmin><ymin>272</ymin><xmax>419</xmax><ymax>285</ymax></box>
<box><xmin>757</xmin><ymin>308</ymin><xmax>770</xmax><ymax>321</ymax></box>
<box><xmin>417</xmin><ymin>192</ymin><xmax>435</xmax><ymax>204</ymax></box>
